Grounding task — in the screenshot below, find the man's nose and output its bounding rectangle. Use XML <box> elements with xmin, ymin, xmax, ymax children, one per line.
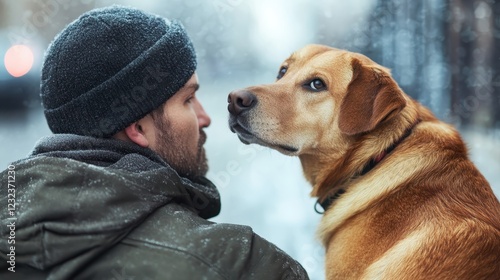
<box><xmin>227</xmin><ymin>90</ymin><xmax>257</xmax><ymax>116</ymax></box>
<box><xmin>195</xmin><ymin>99</ymin><xmax>211</xmax><ymax>128</ymax></box>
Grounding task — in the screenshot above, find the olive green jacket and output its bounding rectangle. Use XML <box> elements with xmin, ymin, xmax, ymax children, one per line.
<box><xmin>0</xmin><ymin>135</ymin><xmax>308</xmax><ymax>280</ymax></box>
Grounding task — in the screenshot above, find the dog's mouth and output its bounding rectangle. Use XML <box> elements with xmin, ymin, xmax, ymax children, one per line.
<box><xmin>229</xmin><ymin>122</ymin><xmax>255</xmax><ymax>145</ymax></box>
<box><xmin>229</xmin><ymin>117</ymin><xmax>299</xmax><ymax>154</ymax></box>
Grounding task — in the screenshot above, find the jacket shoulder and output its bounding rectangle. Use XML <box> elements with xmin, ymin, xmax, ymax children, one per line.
<box><xmin>78</xmin><ymin>203</ymin><xmax>309</xmax><ymax>280</ymax></box>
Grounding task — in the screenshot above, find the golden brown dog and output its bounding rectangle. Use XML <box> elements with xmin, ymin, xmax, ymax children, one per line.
<box><xmin>227</xmin><ymin>44</ymin><xmax>500</xmax><ymax>279</ymax></box>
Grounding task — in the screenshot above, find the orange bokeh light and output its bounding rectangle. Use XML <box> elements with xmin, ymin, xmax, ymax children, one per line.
<box><xmin>4</xmin><ymin>45</ymin><xmax>34</xmax><ymax>78</ymax></box>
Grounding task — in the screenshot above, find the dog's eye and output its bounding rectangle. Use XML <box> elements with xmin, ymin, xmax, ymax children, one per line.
<box><xmin>277</xmin><ymin>67</ymin><xmax>287</xmax><ymax>79</ymax></box>
<box><xmin>307</xmin><ymin>79</ymin><xmax>326</xmax><ymax>91</ymax></box>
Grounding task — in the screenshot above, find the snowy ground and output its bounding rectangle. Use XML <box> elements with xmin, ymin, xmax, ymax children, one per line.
<box><xmin>1</xmin><ymin>85</ymin><xmax>499</xmax><ymax>280</ymax></box>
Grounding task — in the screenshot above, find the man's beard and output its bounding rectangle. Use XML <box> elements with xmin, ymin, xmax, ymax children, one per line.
<box><xmin>153</xmin><ymin>117</ymin><xmax>209</xmax><ymax>180</ymax></box>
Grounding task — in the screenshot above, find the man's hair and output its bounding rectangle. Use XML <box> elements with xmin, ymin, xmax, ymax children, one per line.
<box><xmin>149</xmin><ymin>104</ymin><xmax>168</xmax><ymax>132</ymax></box>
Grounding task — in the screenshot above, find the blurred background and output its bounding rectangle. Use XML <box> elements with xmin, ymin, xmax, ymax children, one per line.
<box><xmin>1</xmin><ymin>1</ymin><xmax>499</xmax><ymax>279</ymax></box>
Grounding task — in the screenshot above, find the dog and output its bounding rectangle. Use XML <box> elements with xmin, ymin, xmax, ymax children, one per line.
<box><xmin>227</xmin><ymin>44</ymin><xmax>500</xmax><ymax>279</ymax></box>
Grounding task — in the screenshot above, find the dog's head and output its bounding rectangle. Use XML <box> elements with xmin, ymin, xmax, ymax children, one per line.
<box><xmin>228</xmin><ymin>44</ymin><xmax>407</xmax><ymax>157</ymax></box>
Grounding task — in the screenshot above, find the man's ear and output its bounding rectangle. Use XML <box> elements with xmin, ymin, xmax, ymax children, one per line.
<box><xmin>124</xmin><ymin>122</ymin><xmax>150</xmax><ymax>148</ymax></box>
<box><xmin>338</xmin><ymin>58</ymin><xmax>406</xmax><ymax>135</ymax></box>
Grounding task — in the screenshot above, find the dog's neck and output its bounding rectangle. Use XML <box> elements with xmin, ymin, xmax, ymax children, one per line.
<box><xmin>301</xmin><ymin>101</ymin><xmax>428</xmax><ymax>204</ymax></box>
<box><xmin>314</xmin><ymin>119</ymin><xmax>421</xmax><ymax>213</ymax></box>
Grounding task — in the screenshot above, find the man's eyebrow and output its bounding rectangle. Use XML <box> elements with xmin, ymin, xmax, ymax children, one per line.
<box><xmin>185</xmin><ymin>83</ymin><xmax>200</xmax><ymax>92</ymax></box>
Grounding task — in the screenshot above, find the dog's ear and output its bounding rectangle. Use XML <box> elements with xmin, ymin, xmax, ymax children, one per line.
<box><xmin>338</xmin><ymin>58</ymin><xmax>406</xmax><ymax>135</ymax></box>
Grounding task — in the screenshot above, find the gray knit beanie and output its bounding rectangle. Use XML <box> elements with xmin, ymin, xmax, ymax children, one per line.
<box><xmin>41</xmin><ymin>5</ymin><xmax>197</xmax><ymax>137</ymax></box>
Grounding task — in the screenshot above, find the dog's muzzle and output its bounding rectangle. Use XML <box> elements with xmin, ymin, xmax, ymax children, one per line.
<box><xmin>227</xmin><ymin>89</ymin><xmax>299</xmax><ymax>154</ymax></box>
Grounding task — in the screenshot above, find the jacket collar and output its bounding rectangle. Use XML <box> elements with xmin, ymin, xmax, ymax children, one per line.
<box><xmin>30</xmin><ymin>134</ymin><xmax>221</xmax><ymax>219</ymax></box>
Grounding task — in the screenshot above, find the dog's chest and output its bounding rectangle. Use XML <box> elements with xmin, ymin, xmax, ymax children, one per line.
<box><xmin>323</xmin><ymin>207</ymin><xmax>411</xmax><ymax>278</ymax></box>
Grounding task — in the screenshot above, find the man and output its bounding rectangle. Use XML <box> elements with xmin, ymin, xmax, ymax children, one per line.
<box><xmin>0</xmin><ymin>6</ymin><xmax>309</xmax><ymax>280</ymax></box>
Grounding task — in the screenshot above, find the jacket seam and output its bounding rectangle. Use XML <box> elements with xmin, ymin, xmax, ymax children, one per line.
<box><xmin>70</xmin><ymin>167</ymin><xmax>88</xmax><ymax>216</ymax></box>
<box><xmin>41</xmin><ymin>224</ymin><xmax>46</xmax><ymax>268</ymax></box>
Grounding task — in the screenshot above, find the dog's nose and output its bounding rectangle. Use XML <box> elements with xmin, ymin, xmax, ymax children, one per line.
<box><xmin>227</xmin><ymin>90</ymin><xmax>257</xmax><ymax>115</ymax></box>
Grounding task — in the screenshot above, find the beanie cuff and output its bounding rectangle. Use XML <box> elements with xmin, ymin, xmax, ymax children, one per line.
<box><xmin>44</xmin><ymin>20</ymin><xmax>196</xmax><ymax>138</ymax></box>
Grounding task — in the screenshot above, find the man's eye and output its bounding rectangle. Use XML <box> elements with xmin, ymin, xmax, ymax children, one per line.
<box><xmin>277</xmin><ymin>67</ymin><xmax>287</xmax><ymax>79</ymax></box>
<box><xmin>305</xmin><ymin>79</ymin><xmax>326</xmax><ymax>91</ymax></box>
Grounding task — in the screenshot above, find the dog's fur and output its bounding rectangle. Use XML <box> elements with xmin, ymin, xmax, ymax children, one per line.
<box><xmin>228</xmin><ymin>45</ymin><xmax>500</xmax><ymax>279</ymax></box>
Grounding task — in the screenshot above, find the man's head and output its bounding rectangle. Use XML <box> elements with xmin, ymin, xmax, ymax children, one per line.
<box><xmin>40</xmin><ymin>5</ymin><xmax>211</xmax><ymax>178</ymax></box>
